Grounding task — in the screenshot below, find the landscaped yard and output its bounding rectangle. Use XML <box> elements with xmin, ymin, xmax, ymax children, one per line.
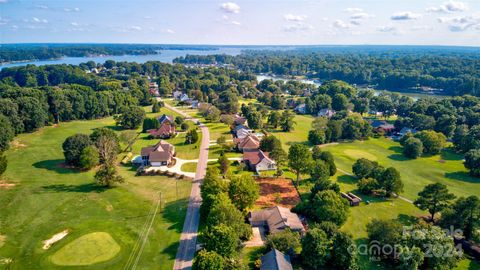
<box><xmin>0</xmin><ymin>108</ymin><xmax>192</xmax><ymax>269</ymax></box>
<box><xmin>180</xmin><ymin>162</ymin><xmax>197</xmax><ymax>173</ymax></box>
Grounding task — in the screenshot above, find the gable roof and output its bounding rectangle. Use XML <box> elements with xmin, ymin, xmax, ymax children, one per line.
<box><xmin>141</xmin><ymin>140</ymin><xmax>174</xmax><ymax>162</ymax></box>
<box><xmin>243</xmin><ymin>149</ymin><xmax>273</xmax><ymax>166</ymax></box>
<box><xmin>158</xmin><ymin>114</ymin><xmax>174</xmax><ymax>124</ymax></box>
<box><xmin>233</xmin><ymin>124</ymin><xmax>248</xmax><ymax>132</ymax></box>
<box><xmin>250</xmin><ymin>206</ymin><xmax>304</xmax><ymax>234</ymax></box>
<box><xmin>238</xmin><ymin>134</ymin><xmax>260</xmax><ymax>150</ymax></box>
<box><xmin>149</xmin><ymin>122</ymin><xmax>175</xmax><ymax>137</ymax></box>
<box><xmin>261</xmin><ymin>249</ymin><xmax>293</xmax><ymax>270</ymax></box>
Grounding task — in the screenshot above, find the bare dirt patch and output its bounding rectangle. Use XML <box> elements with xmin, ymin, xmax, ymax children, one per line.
<box><xmin>10</xmin><ymin>140</ymin><xmax>27</xmax><ymax>149</ymax></box>
<box><xmin>0</xmin><ymin>235</ymin><xmax>6</xmax><ymax>248</ymax></box>
<box><xmin>43</xmin><ymin>229</ymin><xmax>69</xmax><ymax>250</ymax></box>
<box><xmin>0</xmin><ymin>181</ymin><xmax>16</xmax><ymax>189</ymax></box>
<box><xmin>255</xmin><ymin>177</ymin><xmax>301</xmax><ymax>209</ymax></box>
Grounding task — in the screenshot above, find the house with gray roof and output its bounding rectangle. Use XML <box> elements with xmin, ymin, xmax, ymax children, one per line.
<box><xmin>249</xmin><ymin>206</ymin><xmax>304</xmax><ymax>234</ymax></box>
<box><xmin>260</xmin><ymin>249</ymin><xmax>293</xmax><ymax>270</ymax></box>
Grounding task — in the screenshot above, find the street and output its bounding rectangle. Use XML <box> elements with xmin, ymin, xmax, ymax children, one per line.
<box><xmin>166</xmin><ymin>102</ymin><xmax>210</xmax><ymax>270</ymax></box>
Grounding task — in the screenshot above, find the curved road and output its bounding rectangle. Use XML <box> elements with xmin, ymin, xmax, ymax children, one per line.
<box><xmin>164</xmin><ymin>102</ymin><xmax>209</xmax><ymax>270</ymax></box>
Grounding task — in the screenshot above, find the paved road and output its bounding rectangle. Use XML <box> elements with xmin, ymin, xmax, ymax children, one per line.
<box><xmin>166</xmin><ymin>102</ymin><xmax>210</xmax><ymax>270</ymax></box>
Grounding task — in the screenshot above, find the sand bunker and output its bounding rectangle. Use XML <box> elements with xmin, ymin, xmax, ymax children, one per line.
<box><xmin>43</xmin><ymin>230</ymin><xmax>69</xmax><ymax>250</ymax></box>
<box><xmin>0</xmin><ymin>181</ymin><xmax>16</xmax><ymax>189</ymax></box>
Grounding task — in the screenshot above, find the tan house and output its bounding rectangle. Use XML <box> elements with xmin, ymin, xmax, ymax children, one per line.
<box><xmin>249</xmin><ymin>206</ymin><xmax>305</xmax><ymax>234</ymax></box>
<box><xmin>140</xmin><ymin>140</ymin><xmax>175</xmax><ymax>167</ymax></box>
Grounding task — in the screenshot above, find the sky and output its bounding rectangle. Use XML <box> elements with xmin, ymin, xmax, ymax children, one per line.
<box><xmin>1</xmin><ymin>0</ymin><xmax>479</xmax><ymax>46</ymax></box>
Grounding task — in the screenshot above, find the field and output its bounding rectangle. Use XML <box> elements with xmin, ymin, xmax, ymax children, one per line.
<box><xmin>266</xmin><ymin>114</ymin><xmax>314</xmax><ymax>150</ymax></box>
<box><xmin>0</xmin><ymin>107</ymin><xmax>192</xmax><ymax>269</ymax></box>
<box><xmin>321</xmin><ymin>137</ymin><xmax>480</xmax><ymax>200</ymax></box>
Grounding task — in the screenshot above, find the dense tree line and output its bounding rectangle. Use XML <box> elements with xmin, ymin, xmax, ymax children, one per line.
<box><xmin>193</xmin><ymin>167</ymin><xmax>259</xmax><ymax>269</ymax></box>
<box><xmin>0</xmin><ymin>44</ymin><xmax>219</xmax><ymax>63</ymax></box>
<box><xmin>174</xmin><ymin>47</ymin><xmax>480</xmax><ymax>96</ymax></box>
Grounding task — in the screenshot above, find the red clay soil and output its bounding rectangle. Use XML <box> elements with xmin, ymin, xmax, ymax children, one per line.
<box><xmin>255</xmin><ymin>177</ymin><xmax>301</xmax><ymax>209</ymax></box>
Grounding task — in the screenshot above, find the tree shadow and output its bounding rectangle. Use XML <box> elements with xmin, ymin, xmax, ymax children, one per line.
<box><xmin>445</xmin><ymin>172</ymin><xmax>480</xmax><ymax>184</ymax></box>
<box><xmin>388</xmin><ymin>154</ymin><xmax>409</xmax><ymax>161</ymax></box>
<box><xmin>104</xmin><ymin>125</ymin><xmax>124</xmax><ymax>131</ymax></box>
<box><xmin>397</xmin><ymin>214</ymin><xmax>419</xmax><ymax>226</ymax></box>
<box><xmin>441</xmin><ymin>150</ymin><xmax>464</xmax><ymax>161</ymax></box>
<box><xmin>162</xmin><ymin>198</ymin><xmax>189</xmax><ymax>234</ymax></box>
<box><xmin>162</xmin><ymin>241</ymin><xmax>180</xmax><ymax>260</ymax></box>
<box><xmin>337</xmin><ymin>174</ymin><xmax>357</xmax><ymax>185</ymax></box>
<box><xmin>32</xmin><ymin>159</ymin><xmax>81</xmax><ymax>174</ymax></box>
<box><xmin>40</xmin><ymin>183</ymin><xmax>108</xmax><ymax>193</ymax></box>
<box><xmin>388</xmin><ymin>146</ymin><xmax>403</xmax><ymax>154</ymax></box>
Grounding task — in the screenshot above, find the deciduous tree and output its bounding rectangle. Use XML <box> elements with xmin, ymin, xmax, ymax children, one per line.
<box><xmin>288</xmin><ymin>144</ymin><xmax>312</xmax><ymax>186</ymax></box>
<box><xmin>414</xmin><ymin>183</ymin><xmax>456</xmax><ymax>221</ymax></box>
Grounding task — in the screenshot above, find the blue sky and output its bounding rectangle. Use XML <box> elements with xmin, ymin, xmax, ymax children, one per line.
<box><xmin>1</xmin><ymin>0</ymin><xmax>479</xmax><ymax>45</ymax></box>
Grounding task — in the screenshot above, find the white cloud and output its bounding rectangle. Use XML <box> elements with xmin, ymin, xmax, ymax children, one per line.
<box><xmin>344</xmin><ymin>8</ymin><xmax>363</xmax><ymax>13</ymax></box>
<box><xmin>411</xmin><ymin>25</ymin><xmax>434</xmax><ymax>31</ymax></box>
<box><xmin>231</xmin><ymin>20</ymin><xmax>241</xmax><ymax>26</ymax></box>
<box><xmin>35</xmin><ymin>5</ymin><xmax>49</xmax><ymax>9</ymax></box>
<box><xmin>143</xmin><ymin>16</ymin><xmax>153</xmax><ymax>19</ymax></box>
<box><xmin>71</xmin><ymin>22</ymin><xmax>80</xmax><ymax>26</ymax></box>
<box><xmin>391</xmin><ymin>12</ymin><xmax>422</xmax><ymax>20</ymax></box>
<box><xmin>332</xmin><ymin>20</ymin><xmax>350</xmax><ymax>29</ymax></box>
<box><xmin>426</xmin><ymin>1</ymin><xmax>467</xmax><ymax>13</ymax></box>
<box><xmin>220</xmin><ymin>2</ymin><xmax>240</xmax><ymax>14</ymax></box>
<box><xmin>126</xmin><ymin>26</ymin><xmax>142</xmax><ymax>31</ymax></box>
<box><xmin>377</xmin><ymin>26</ymin><xmax>397</xmax><ymax>33</ymax></box>
<box><xmin>164</xmin><ymin>29</ymin><xmax>175</xmax><ymax>34</ymax></box>
<box><xmin>284</xmin><ymin>14</ymin><xmax>307</xmax><ymax>22</ymax></box>
<box><xmin>0</xmin><ymin>0</ymin><xmax>7</xmax><ymax>3</ymax></box>
<box><xmin>32</xmin><ymin>17</ymin><xmax>48</xmax><ymax>23</ymax></box>
<box><xmin>438</xmin><ymin>16</ymin><xmax>480</xmax><ymax>32</ymax></box>
<box><xmin>283</xmin><ymin>22</ymin><xmax>314</xmax><ymax>32</ymax></box>
<box><xmin>64</xmin><ymin>7</ymin><xmax>80</xmax><ymax>12</ymax></box>
<box><xmin>350</xmin><ymin>12</ymin><xmax>374</xmax><ymax>20</ymax></box>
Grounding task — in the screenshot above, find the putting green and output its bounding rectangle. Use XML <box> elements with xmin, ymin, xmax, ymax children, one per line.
<box><xmin>50</xmin><ymin>232</ymin><xmax>120</xmax><ymax>266</ymax></box>
<box><xmin>343</xmin><ymin>149</ymin><xmax>378</xmax><ymax>161</ymax></box>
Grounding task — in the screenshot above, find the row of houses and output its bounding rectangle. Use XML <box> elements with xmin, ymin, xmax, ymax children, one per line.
<box><xmin>136</xmin><ymin>114</ymin><xmax>178</xmax><ymax>167</ymax></box>
<box><xmin>294</xmin><ymin>104</ymin><xmax>336</xmax><ymax>118</ymax></box>
<box><xmin>231</xmin><ymin>115</ymin><xmax>277</xmax><ymax>173</ymax></box>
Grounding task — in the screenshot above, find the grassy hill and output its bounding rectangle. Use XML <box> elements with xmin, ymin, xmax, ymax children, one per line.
<box><xmin>0</xmin><ymin>108</ymin><xmax>191</xmax><ymax>269</ymax></box>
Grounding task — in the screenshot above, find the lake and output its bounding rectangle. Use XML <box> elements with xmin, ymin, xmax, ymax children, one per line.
<box><xmin>0</xmin><ymin>47</ymin><xmax>242</xmax><ymax>70</ymax></box>
<box><xmin>255</xmin><ymin>74</ymin><xmax>447</xmax><ymax>100</ymax></box>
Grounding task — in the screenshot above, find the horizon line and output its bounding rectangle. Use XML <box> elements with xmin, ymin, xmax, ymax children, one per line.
<box><xmin>1</xmin><ymin>42</ymin><xmax>480</xmax><ymax>49</ymax></box>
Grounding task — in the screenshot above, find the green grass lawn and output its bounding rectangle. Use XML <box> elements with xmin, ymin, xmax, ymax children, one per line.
<box><xmin>180</xmin><ymin>162</ymin><xmax>197</xmax><ymax>173</ymax></box>
<box><xmin>321</xmin><ymin>137</ymin><xmax>479</xmax><ymax>200</ymax></box>
<box><xmin>0</xmin><ymin>110</ymin><xmax>192</xmax><ymax>269</ymax></box>
<box><xmin>266</xmin><ymin>114</ymin><xmax>314</xmax><ymax>150</ymax></box>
